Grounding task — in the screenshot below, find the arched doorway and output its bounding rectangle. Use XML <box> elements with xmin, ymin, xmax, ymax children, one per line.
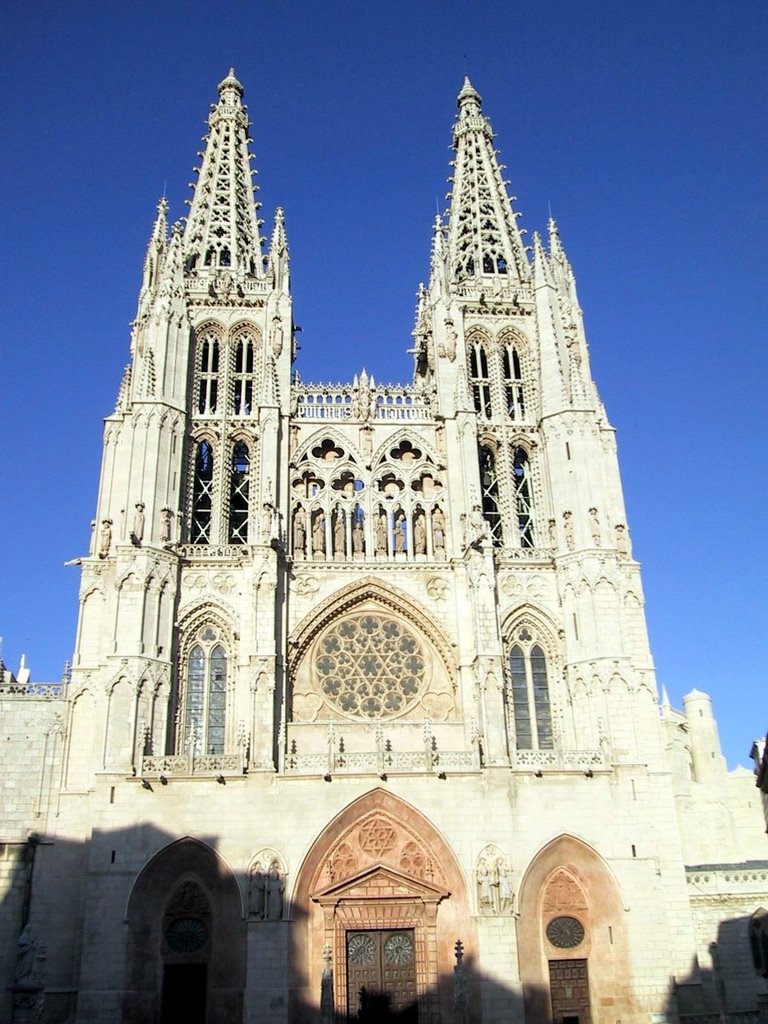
<box><xmin>124</xmin><ymin>837</ymin><xmax>245</xmax><ymax>1024</ymax></box>
<box><xmin>290</xmin><ymin>789</ymin><xmax>473</xmax><ymax>1024</ymax></box>
<box><xmin>516</xmin><ymin>835</ymin><xmax>632</xmax><ymax>1024</ymax></box>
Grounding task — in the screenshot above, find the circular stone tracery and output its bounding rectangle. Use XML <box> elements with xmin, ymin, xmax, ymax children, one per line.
<box><xmin>314</xmin><ymin>613</ymin><xmax>426</xmax><ymax>719</ymax></box>
<box><xmin>546</xmin><ymin>916</ymin><xmax>585</xmax><ymax>949</ymax></box>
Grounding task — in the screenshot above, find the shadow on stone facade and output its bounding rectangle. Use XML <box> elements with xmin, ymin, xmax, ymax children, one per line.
<box><xmin>1</xmin><ymin>822</ymin><xmax>537</xmax><ymax>1024</ymax></box>
<box><xmin>661</xmin><ymin>914</ymin><xmax>768</xmax><ymax>1023</ymax></box>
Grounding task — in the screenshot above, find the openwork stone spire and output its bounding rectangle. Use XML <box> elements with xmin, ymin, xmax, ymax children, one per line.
<box><xmin>447</xmin><ymin>78</ymin><xmax>529</xmax><ymax>284</ymax></box>
<box><xmin>184</xmin><ymin>69</ymin><xmax>263</xmax><ymax>279</ymax></box>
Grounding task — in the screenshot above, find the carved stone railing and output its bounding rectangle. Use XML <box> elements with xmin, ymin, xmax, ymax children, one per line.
<box><xmin>285</xmin><ymin>745</ymin><xmax>481</xmax><ymax>777</ymax></box>
<box><xmin>0</xmin><ymin>682</ymin><xmax>66</xmax><ymax>699</ymax></box>
<box><xmin>176</xmin><ymin>544</ymin><xmax>252</xmax><ymax>561</ymax></box>
<box><xmin>294</xmin><ymin>383</ymin><xmax>431</xmax><ymax>422</ymax></box>
<box><xmin>512</xmin><ymin>748</ymin><xmax>606</xmax><ymax>772</ymax></box>
<box><xmin>499</xmin><ymin>547</ymin><xmax>555</xmax><ymax>563</ymax></box>
<box><xmin>141</xmin><ymin>753</ymin><xmax>246</xmax><ymax>777</ymax></box>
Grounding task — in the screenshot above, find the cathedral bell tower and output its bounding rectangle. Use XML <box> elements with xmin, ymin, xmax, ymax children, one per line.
<box><xmin>70</xmin><ymin>71</ymin><xmax>292</xmax><ymax>776</ymax></box>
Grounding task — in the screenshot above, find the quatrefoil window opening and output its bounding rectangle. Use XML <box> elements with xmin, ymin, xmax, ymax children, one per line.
<box><xmin>313</xmin><ymin>613</ymin><xmax>427</xmax><ymax>719</ymax></box>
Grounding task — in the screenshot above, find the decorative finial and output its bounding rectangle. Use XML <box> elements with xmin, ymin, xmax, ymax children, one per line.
<box><xmin>218</xmin><ymin>68</ymin><xmax>244</xmax><ymax>97</ymax></box>
<box><xmin>457</xmin><ymin>76</ymin><xmax>481</xmax><ymax>107</ymax></box>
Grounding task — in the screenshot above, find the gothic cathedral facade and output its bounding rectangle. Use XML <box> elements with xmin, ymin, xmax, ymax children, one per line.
<box><xmin>2</xmin><ymin>72</ymin><xmax>767</xmax><ymax>1024</ymax></box>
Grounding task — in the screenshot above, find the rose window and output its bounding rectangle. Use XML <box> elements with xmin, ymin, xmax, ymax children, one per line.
<box><xmin>314</xmin><ymin>613</ymin><xmax>426</xmax><ymax>719</ymax></box>
<box><xmin>546</xmin><ymin>916</ymin><xmax>585</xmax><ymax>949</ymax></box>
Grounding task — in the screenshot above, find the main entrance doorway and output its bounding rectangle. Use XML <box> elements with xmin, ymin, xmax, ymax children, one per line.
<box><xmin>346</xmin><ymin>929</ymin><xmax>418</xmax><ymax>1022</ymax></box>
<box><xmin>548</xmin><ymin>958</ymin><xmax>592</xmax><ymax>1024</ymax></box>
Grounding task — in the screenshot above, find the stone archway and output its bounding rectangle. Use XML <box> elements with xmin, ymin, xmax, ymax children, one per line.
<box><xmin>124</xmin><ymin>837</ymin><xmax>245</xmax><ymax>1024</ymax></box>
<box><xmin>516</xmin><ymin>835</ymin><xmax>632</xmax><ymax>1024</ymax></box>
<box><xmin>290</xmin><ymin>789</ymin><xmax>473</xmax><ymax>1024</ymax></box>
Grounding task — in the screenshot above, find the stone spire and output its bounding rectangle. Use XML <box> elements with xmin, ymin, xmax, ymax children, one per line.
<box><xmin>446</xmin><ymin>78</ymin><xmax>529</xmax><ymax>285</ymax></box>
<box><xmin>135</xmin><ymin>198</ymin><xmax>169</xmax><ymax>322</ymax></box>
<box><xmin>184</xmin><ymin>69</ymin><xmax>264</xmax><ymax>279</ymax></box>
<box><xmin>267</xmin><ymin>206</ymin><xmax>290</xmax><ymax>293</ymax></box>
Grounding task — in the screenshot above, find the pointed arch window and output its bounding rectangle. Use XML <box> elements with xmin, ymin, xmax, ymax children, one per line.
<box><xmin>232</xmin><ymin>334</ymin><xmax>255</xmax><ymax>415</ymax></box>
<box><xmin>478</xmin><ymin>445</ymin><xmax>503</xmax><ymax>545</ymax></box>
<box><xmin>191</xmin><ymin>440</ymin><xmax>214</xmax><ymax>544</ymax></box>
<box><xmin>198</xmin><ymin>335</ymin><xmax>220</xmax><ymax>414</ymax></box>
<box><xmin>469</xmin><ymin>340</ymin><xmax>492</xmax><ymax>418</ymax></box>
<box><xmin>508</xmin><ymin>628</ymin><xmax>553</xmax><ymax>750</ymax></box>
<box><xmin>184</xmin><ymin>626</ymin><xmax>227</xmax><ymax>755</ymax></box>
<box><xmin>513</xmin><ymin>447</ymin><xmax>535</xmax><ymax>548</ymax></box>
<box><xmin>503</xmin><ymin>344</ymin><xmax>526</xmax><ymax>420</ymax></box>
<box><xmin>228</xmin><ymin>442</ymin><xmax>250</xmax><ymax>544</ymax></box>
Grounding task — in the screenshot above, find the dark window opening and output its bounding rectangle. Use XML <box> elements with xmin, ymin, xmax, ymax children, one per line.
<box><xmin>191</xmin><ymin>441</ymin><xmax>214</xmax><ymax>543</ymax></box>
<box><xmin>478</xmin><ymin>445</ymin><xmax>503</xmax><ymax>544</ymax></box>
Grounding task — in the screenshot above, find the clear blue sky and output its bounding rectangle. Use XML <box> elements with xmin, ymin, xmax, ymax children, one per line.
<box><xmin>1</xmin><ymin>1</ymin><xmax>765</xmax><ymax>767</ymax></box>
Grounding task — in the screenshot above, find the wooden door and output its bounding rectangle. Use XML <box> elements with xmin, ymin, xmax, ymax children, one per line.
<box><xmin>347</xmin><ymin>929</ymin><xmax>417</xmax><ymax>1022</ymax></box>
<box><xmin>548</xmin><ymin>958</ymin><xmax>591</xmax><ymax>1024</ymax></box>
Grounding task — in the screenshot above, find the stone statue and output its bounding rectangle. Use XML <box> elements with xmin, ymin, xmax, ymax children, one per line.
<box><xmin>414</xmin><ymin>514</ymin><xmax>427</xmax><ymax>555</ymax></box>
<box><xmin>248</xmin><ymin>861</ymin><xmax>266</xmax><ymax>919</ymax></box>
<box><xmin>477</xmin><ymin>858</ymin><xmax>494</xmax><ymax>911</ymax></box>
<box><xmin>394</xmin><ymin>511</ymin><xmax>406</xmax><ymax>553</ymax></box>
<box><xmin>131</xmin><ymin>502</ymin><xmax>145</xmax><ymax>544</ymax></box>
<box><xmin>432</xmin><ymin>508</ymin><xmax>445</xmax><ymax>553</ymax></box>
<box><xmin>375</xmin><ymin>512</ymin><xmax>387</xmax><ymax>555</ymax></box>
<box><xmin>331</xmin><ymin>516</ymin><xmax>344</xmax><ymax>557</ymax></box>
<box><xmin>270</xmin><ymin>315</ymin><xmax>284</xmax><ymax>358</ymax></box>
<box><xmin>160</xmin><ymin>507</ymin><xmax>173</xmax><ymax>544</ymax></box>
<box><xmin>497</xmin><ymin>860</ymin><xmax>513</xmax><ymax>912</ymax></box>
<box><xmin>293</xmin><ymin>507</ymin><xmax>307</xmax><ymax>556</ymax></box>
<box><xmin>443</xmin><ymin>320</ymin><xmax>458</xmax><ymax>362</ymax></box>
<box><xmin>98</xmin><ymin>519</ymin><xmax>112</xmax><ymax>559</ymax></box>
<box><xmin>469</xmin><ymin>504</ymin><xmax>487</xmax><ymax>547</ymax></box>
<box><xmin>352</xmin><ymin>516</ymin><xmax>364</xmax><ymax>554</ymax></box>
<box><xmin>548</xmin><ymin>518</ymin><xmax>557</xmax><ymax>549</ymax></box>
<box><xmin>313</xmin><ymin>512</ymin><xmax>326</xmax><ymax>554</ymax></box>
<box><xmin>563</xmin><ymin>511</ymin><xmax>574</xmax><ymax>551</ymax></box>
<box><xmin>615</xmin><ymin>523</ymin><xmax>630</xmax><ymax>557</ymax></box>
<box><xmin>261</xmin><ymin>503</ymin><xmax>274</xmax><ymax>543</ymax></box>
<box><xmin>589</xmin><ymin>507</ymin><xmax>601</xmax><ymax>546</ymax></box>
<box><xmin>15</xmin><ymin>925</ymin><xmax>38</xmax><ymax>986</ymax></box>
<box><xmin>266</xmin><ymin>861</ymin><xmax>284</xmax><ymax>920</ymax></box>
<box><xmin>321</xmin><ymin>944</ymin><xmax>335</xmax><ymax>1024</ymax></box>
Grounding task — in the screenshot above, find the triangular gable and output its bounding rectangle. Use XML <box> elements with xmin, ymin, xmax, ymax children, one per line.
<box><xmin>312</xmin><ymin>863</ymin><xmax>449</xmax><ymax>906</ymax></box>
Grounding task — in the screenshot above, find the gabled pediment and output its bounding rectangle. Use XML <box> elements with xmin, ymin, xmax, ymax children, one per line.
<box><xmin>312</xmin><ymin>862</ymin><xmax>449</xmax><ymax>906</ymax></box>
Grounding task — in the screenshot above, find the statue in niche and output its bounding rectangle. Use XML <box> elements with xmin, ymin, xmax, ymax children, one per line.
<box><xmin>265</xmin><ymin>861</ymin><xmax>284</xmax><ymax>920</ymax></box>
<box><xmin>394</xmin><ymin>511</ymin><xmax>406</xmax><ymax>553</ymax></box>
<box><xmin>589</xmin><ymin>507</ymin><xmax>601</xmax><ymax>546</ymax></box>
<box><xmin>248</xmin><ymin>861</ymin><xmax>266</xmax><ymax>919</ymax></box>
<box><xmin>333</xmin><ymin>513</ymin><xmax>345</xmax><ymax>557</ymax></box>
<box><xmin>98</xmin><ymin>519</ymin><xmax>112</xmax><ymax>559</ymax></box>
<box><xmin>313</xmin><ymin>512</ymin><xmax>326</xmax><ymax>554</ymax></box>
<box><xmin>476</xmin><ymin>858</ymin><xmax>494</xmax><ymax>912</ymax></box>
<box><xmin>270</xmin><ymin>315</ymin><xmax>284</xmax><ymax>358</ymax></box>
<box><xmin>548</xmin><ymin>518</ymin><xmax>557</xmax><ymax>549</ymax></box>
<box><xmin>414</xmin><ymin>514</ymin><xmax>427</xmax><ymax>555</ymax></box>
<box><xmin>443</xmin><ymin>319</ymin><xmax>458</xmax><ymax>362</ymax></box>
<box><xmin>496</xmin><ymin>860</ymin><xmax>513</xmax><ymax>912</ymax></box>
<box><xmin>432</xmin><ymin>508</ymin><xmax>446</xmax><ymax>553</ymax></box>
<box><xmin>375</xmin><ymin>512</ymin><xmax>387</xmax><ymax>555</ymax></box>
<box><xmin>160</xmin><ymin>507</ymin><xmax>173</xmax><ymax>544</ymax></box>
<box><xmin>131</xmin><ymin>502</ymin><xmax>145</xmax><ymax>545</ymax></box>
<box><xmin>352</xmin><ymin>516</ymin><xmax>364</xmax><ymax>555</ymax></box>
<box><xmin>293</xmin><ymin>507</ymin><xmax>307</xmax><ymax>556</ymax></box>
<box><xmin>563</xmin><ymin>511</ymin><xmax>574</xmax><ymax>551</ymax></box>
<box><xmin>615</xmin><ymin>523</ymin><xmax>630</xmax><ymax>557</ymax></box>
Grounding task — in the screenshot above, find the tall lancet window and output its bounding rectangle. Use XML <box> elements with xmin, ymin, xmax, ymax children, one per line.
<box><xmin>503</xmin><ymin>344</ymin><xmax>525</xmax><ymax>420</ymax></box>
<box><xmin>184</xmin><ymin>626</ymin><xmax>227</xmax><ymax>755</ymax></box>
<box><xmin>232</xmin><ymin>334</ymin><xmax>255</xmax><ymax>415</ymax></box>
<box><xmin>191</xmin><ymin>440</ymin><xmax>214</xmax><ymax>543</ymax></box>
<box><xmin>513</xmin><ymin>447</ymin><xmax>535</xmax><ymax>548</ymax></box>
<box><xmin>469</xmin><ymin>340</ymin><xmax>492</xmax><ymax>418</ymax></box>
<box><xmin>478</xmin><ymin>445</ymin><xmax>503</xmax><ymax>545</ymax></box>
<box><xmin>198</xmin><ymin>335</ymin><xmax>220</xmax><ymax>414</ymax></box>
<box><xmin>508</xmin><ymin>628</ymin><xmax>553</xmax><ymax>750</ymax></box>
<box><xmin>229</xmin><ymin>442</ymin><xmax>250</xmax><ymax>544</ymax></box>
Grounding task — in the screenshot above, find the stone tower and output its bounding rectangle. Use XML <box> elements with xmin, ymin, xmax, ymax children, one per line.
<box><xmin>8</xmin><ymin>71</ymin><xmax>765</xmax><ymax>1024</ymax></box>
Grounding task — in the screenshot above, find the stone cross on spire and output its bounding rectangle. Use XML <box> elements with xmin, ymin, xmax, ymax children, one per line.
<box><xmin>183</xmin><ymin>69</ymin><xmax>264</xmax><ymax>279</ymax></box>
<box><xmin>446</xmin><ymin>78</ymin><xmax>529</xmax><ymax>285</ymax></box>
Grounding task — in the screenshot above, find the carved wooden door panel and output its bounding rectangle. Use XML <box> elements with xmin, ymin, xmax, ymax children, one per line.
<box><xmin>548</xmin><ymin>958</ymin><xmax>592</xmax><ymax>1024</ymax></box>
<box><xmin>347</xmin><ymin>929</ymin><xmax>417</xmax><ymax>1021</ymax></box>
